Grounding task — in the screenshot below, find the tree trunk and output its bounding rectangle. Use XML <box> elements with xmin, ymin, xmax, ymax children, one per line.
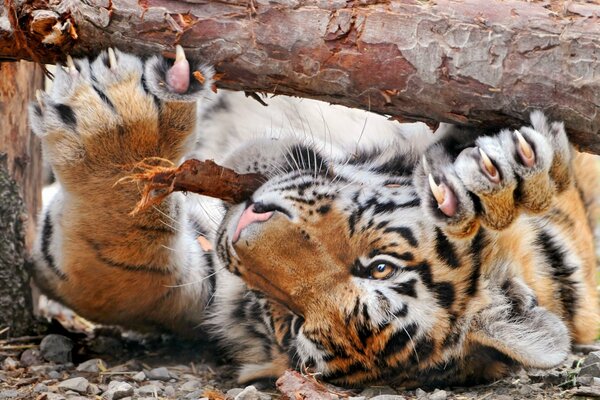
<box><xmin>0</xmin><ymin>60</ymin><xmax>44</xmax><ymax>337</ymax></box>
<box><xmin>0</xmin><ymin>0</ymin><xmax>599</xmax><ymax>152</ymax></box>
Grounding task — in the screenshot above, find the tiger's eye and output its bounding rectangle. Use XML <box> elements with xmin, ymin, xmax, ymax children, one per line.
<box><xmin>369</xmin><ymin>262</ymin><xmax>396</xmax><ymax>280</ymax></box>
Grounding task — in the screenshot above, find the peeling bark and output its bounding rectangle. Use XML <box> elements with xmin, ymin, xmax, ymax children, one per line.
<box><xmin>1</xmin><ymin>0</ymin><xmax>599</xmax><ymax>152</ymax></box>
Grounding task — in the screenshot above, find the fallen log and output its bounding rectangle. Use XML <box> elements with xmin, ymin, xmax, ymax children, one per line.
<box><xmin>1</xmin><ymin>0</ymin><xmax>599</xmax><ymax>152</ymax></box>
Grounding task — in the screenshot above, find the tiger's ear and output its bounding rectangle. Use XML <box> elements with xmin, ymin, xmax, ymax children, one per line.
<box><xmin>470</xmin><ymin>278</ymin><xmax>570</xmax><ymax>369</ymax></box>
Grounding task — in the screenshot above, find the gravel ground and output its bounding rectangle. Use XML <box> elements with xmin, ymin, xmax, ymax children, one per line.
<box><xmin>2</xmin><ymin>319</ymin><xmax>600</xmax><ymax>400</ymax></box>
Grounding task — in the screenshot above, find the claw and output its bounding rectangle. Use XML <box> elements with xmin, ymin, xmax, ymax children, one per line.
<box><xmin>428</xmin><ymin>174</ymin><xmax>445</xmax><ymax>205</ymax></box>
<box><xmin>514</xmin><ymin>130</ymin><xmax>535</xmax><ymax>167</ymax></box>
<box><xmin>35</xmin><ymin>89</ymin><xmax>44</xmax><ymax>109</ymax></box>
<box><xmin>175</xmin><ymin>44</ymin><xmax>186</xmax><ymax>63</ymax></box>
<box><xmin>478</xmin><ymin>148</ymin><xmax>499</xmax><ymax>182</ymax></box>
<box><xmin>166</xmin><ymin>45</ymin><xmax>190</xmax><ymax>94</ymax></box>
<box><xmin>422</xmin><ymin>155</ymin><xmax>430</xmax><ymax>174</ymax></box>
<box><xmin>107</xmin><ymin>48</ymin><xmax>117</xmax><ymax>69</ymax></box>
<box><xmin>66</xmin><ymin>55</ymin><xmax>78</xmax><ymax>76</ymax></box>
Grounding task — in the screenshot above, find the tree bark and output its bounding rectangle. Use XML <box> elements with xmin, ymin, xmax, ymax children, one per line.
<box><xmin>0</xmin><ymin>0</ymin><xmax>599</xmax><ymax>152</ymax></box>
<box><xmin>0</xmin><ymin>60</ymin><xmax>44</xmax><ymax>336</ymax></box>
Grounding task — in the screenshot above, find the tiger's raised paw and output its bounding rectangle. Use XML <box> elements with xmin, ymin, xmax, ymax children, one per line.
<box><xmin>416</xmin><ymin>112</ymin><xmax>572</xmax><ymax>236</ymax></box>
<box><xmin>30</xmin><ymin>47</ymin><xmax>214</xmax><ymax>191</ymax></box>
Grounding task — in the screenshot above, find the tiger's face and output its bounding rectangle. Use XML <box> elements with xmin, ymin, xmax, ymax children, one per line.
<box><xmin>215</xmin><ymin>145</ymin><xmax>496</xmax><ymax>386</ymax></box>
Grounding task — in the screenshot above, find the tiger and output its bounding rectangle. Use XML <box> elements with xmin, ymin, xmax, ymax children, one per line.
<box><xmin>30</xmin><ymin>48</ymin><xmax>599</xmax><ymax>388</ymax></box>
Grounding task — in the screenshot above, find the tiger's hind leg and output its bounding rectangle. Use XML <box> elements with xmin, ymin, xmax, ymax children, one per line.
<box><xmin>30</xmin><ymin>48</ymin><xmax>216</xmax><ymax>335</ymax></box>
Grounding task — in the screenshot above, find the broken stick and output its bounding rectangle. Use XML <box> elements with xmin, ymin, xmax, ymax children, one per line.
<box><xmin>123</xmin><ymin>158</ymin><xmax>264</xmax><ymax>215</ymax></box>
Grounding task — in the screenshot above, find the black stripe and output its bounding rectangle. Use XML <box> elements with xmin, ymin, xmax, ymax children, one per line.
<box><xmin>91</xmin><ymin>84</ymin><xmax>115</xmax><ymax>109</ymax></box>
<box><xmin>467</xmin><ymin>229</ymin><xmax>487</xmax><ymax>296</ymax></box>
<box><xmin>40</xmin><ymin>213</ymin><xmax>67</xmax><ymax>280</ymax></box>
<box><xmin>55</xmin><ymin>104</ymin><xmax>76</xmax><ymax>128</ymax></box>
<box><xmin>536</xmin><ymin>230</ymin><xmax>578</xmax><ymax>319</ymax></box>
<box><xmin>384</xmin><ymin>227</ymin><xmax>418</xmax><ymax>247</ymax></box>
<box><xmin>434</xmin><ymin>227</ymin><xmax>460</xmax><ymax>269</ymax></box>
<box><xmin>433</xmin><ymin>281</ymin><xmax>455</xmax><ymax>309</ymax></box>
<box><xmin>379</xmin><ymin>322</ymin><xmax>418</xmax><ymax>358</ymax></box>
<box><xmin>391</xmin><ymin>278</ymin><xmax>418</xmax><ymax>298</ymax></box>
<box><xmin>86</xmin><ymin>239</ymin><xmax>171</xmax><ymax>275</ymax></box>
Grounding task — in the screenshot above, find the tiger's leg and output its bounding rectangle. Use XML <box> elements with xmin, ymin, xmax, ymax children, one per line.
<box><xmin>30</xmin><ymin>49</ymin><xmax>216</xmax><ymax>334</ymax></box>
<box><xmin>415</xmin><ymin>112</ymin><xmax>599</xmax><ymax>343</ymax></box>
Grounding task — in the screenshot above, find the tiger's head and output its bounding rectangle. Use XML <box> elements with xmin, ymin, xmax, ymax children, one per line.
<box><xmin>215</xmin><ymin>139</ymin><xmax>570</xmax><ymax>387</ymax></box>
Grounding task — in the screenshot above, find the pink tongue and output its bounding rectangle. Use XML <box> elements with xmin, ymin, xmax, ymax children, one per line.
<box><xmin>166</xmin><ymin>58</ymin><xmax>190</xmax><ymax>94</ymax></box>
<box><xmin>233</xmin><ymin>205</ymin><xmax>273</xmax><ymax>243</ymax></box>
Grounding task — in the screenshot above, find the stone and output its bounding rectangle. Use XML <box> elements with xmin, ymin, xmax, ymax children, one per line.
<box><xmin>33</xmin><ymin>383</ymin><xmax>49</xmax><ymax>393</ymax></box>
<box><xmin>102</xmin><ymin>381</ymin><xmax>134</xmax><ymax>400</ymax></box>
<box><xmin>581</xmin><ymin>352</ymin><xmax>600</xmax><ymax>377</ymax></box>
<box><xmin>164</xmin><ymin>385</ymin><xmax>176</xmax><ymax>397</ymax></box>
<box><xmin>429</xmin><ymin>389</ymin><xmax>447</xmax><ymax>400</ymax></box>
<box><xmin>0</xmin><ymin>390</ymin><xmax>18</xmax><ymax>399</ymax></box>
<box><xmin>234</xmin><ymin>385</ymin><xmax>271</xmax><ymax>400</ymax></box>
<box><xmin>138</xmin><ymin>384</ymin><xmax>162</xmax><ymax>396</ymax></box>
<box><xmin>348</xmin><ymin>397</ymin><xmax>367</xmax><ymax>400</ymax></box>
<box><xmin>2</xmin><ymin>357</ymin><xmax>18</xmax><ymax>370</ymax></box>
<box><xmin>145</xmin><ymin>367</ymin><xmax>171</xmax><ymax>381</ymax></box>
<box><xmin>185</xmin><ymin>390</ymin><xmax>205</xmax><ymax>399</ymax></box>
<box><xmin>58</xmin><ymin>377</ymin><xmax>90</xmax><ymax>394</ymax></box>
<box><xmin>370</xmin><ymin>396</ymin><xmax>406</xmax><ymax>400</ymax></box>
<box><xmin>415</xmin><ymin>388</ymin><xmax>428</xmax><ymax>400</ymax></box>
<box><xmin>227</xmin><ymin>388</ymin><xmax>244</xmax><ymax>398</ymax></box>
<box><xmin>360</xmin><ymin>386</ymin><xmax>398</xmax><ymax>398</ymax></box>
<box><xmin>39</xmin><ymin>394</ymin><xmax>66</xmax><ymax>400</ymax></box>
<box><xmin>40</xmin><ymin>334</ymin><xmax>73</xmax><ymax>364</ymax></box>
<box><xmin>180</xmin><ymin>380</ymin><xmax>201</xmax><ymax>392</ymax></box>
<box><xmin>48</xmin><ymin>370</ymin><xmax>62</xmax><ymax>380</ymax></box>
<box><xmin>20</xmin><ymin>349</ymin><xmax>44</xmax><ymax>367</ymax></box>
<box><xmin>132</xmin><ymin>371</ymin><xmax>146</xmax><ymax>382</ymax></box>
<box><xmin>76</xmin><ymin>358</ymin><xmax>107</xmax><ymax>373</ymax></box>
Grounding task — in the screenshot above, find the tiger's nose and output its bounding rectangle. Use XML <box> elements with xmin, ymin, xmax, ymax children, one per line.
<box><xmin>233</xmin><ymin>203</ymin><xmax>273</xmax><ymax>243</ymax></box>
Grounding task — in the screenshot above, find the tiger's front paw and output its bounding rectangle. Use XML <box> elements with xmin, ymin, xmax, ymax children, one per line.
<box><xmin>416</xmin><ymin>112</ymin><xmax>572</xmax><ymax>235</ymax></box>
<box><xmin>30</xmin><ymin>47</ymin><xmax>213</xmax><ymax>189</ymax></box>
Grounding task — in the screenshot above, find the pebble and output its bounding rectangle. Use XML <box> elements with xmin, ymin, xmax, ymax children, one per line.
<box><xmin>102</xmin><ymin>381</ymin><xmax>134</xmax><ymax>400</ymax></box>
<box><xmin>581</xmin><ymin>351</ymin><xmax>600</xmax><ymax>377</ymax></box>
<box><xmin>2</xmin><ymin>357</ymin><xmax>18</xmax><ymax>371</ymax></box>
<box><xmin>227</xmin><ymin>388</ymin><xmax>243</xmax><ymax>398</ymax></box>
<box><xmin>39</xmin><ymin>394</ymin><xmax>66</xmax><ymax>400</ymax></box>
<box><xmin>76</xmin><ymin>358</ymin><xmax>106</xmax><ymax>373</ymax></box>
<box><xmin>360</xmin><ymin>386</ymin><xmax>398</xmax><ymax>397</ymax></box>
<box><xmin>20</xmin><ymin>348</ymin><xmax>44</xmax><ymax>366</ymax></box>
<box><xmin>415</xmin><ymin>388</ymin><xmax>428</xmax><ymax>400</ymax></box>
<box><xmin>429</xmin><ymin>389</ymin><xmax>447</xmax><ymax>400</ymax></box>
<box><xmin>0</xmin><ymin>390</ymin><xmax>18</xmax><ymax>399</ymax></box>
<box><xmin>138</xmin><ymin>384</ymin><xmax>162</xmax><ymax>396</ymax></box>
<box><xmin>33</xmin><ymin>383</ymin><xmax>49</xmax><ymax>393</ymax></box>
<box><xmin>131</xmin><ymin>371</ymin><xmax>146</xmax><ymax>382</ymax></box>
<box><xmin>180</xmin><ymin>380</ymin><xmax>201</xmax><ymax>391</ymax></box>
<box><xmin>144</xmin><ymin>367</ymin><xmax>171</xmax><ymax>381</ymax></box>
<box><xmin>164</xmin><ymin>385</ymin><xmax>176</xmax><ymax>397</ymax></box>
<box><xmin>40</xmin><ymin>334</ymin><xmax>73</xmax><ymax>364</ymax></box>
<box><xmin>48</xmin><ymin>370</ymin><xmax>62</xmax><ymax>379</ymax></box>
<box><xmin>234</xmin><ymin>385</ymin><xmax>271</xmax><ymax>400</ymax></box>
<box><xmin>58</xmin><ymin>377</ymin><xmax>90</xmax><ymax>394</ymax></box>
<box><xmin>370</xmin><ymin>396</ymin><xmax>406</xmax><ymax>400</ymax></box>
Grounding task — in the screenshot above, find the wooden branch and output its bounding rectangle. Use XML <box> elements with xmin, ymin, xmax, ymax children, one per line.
<box><xmin>2</xmin><ymin>0</ymin><xmax>599</xmax><ymax>152</ymax></box>
<box><xmin>123</xmin><ymin>159</ymin><xmax>264</xmax><ymax>214</ymax></box>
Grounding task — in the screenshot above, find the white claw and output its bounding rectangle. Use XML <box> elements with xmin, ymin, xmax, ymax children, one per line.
<box><xmin>107</xmin><ymin>48</ymin><xmax>117</xmax><ymax>69</ymax></box>
<box><xmin>66</xmin><ymin>55</ymin><xmax>77</xmax><ymax>75</ymax></box>
<box><xmin>428</xmin><ymin>174</ymin><xmax>445</xmax><ymax>205</ymax></box>
<box><xmin>175</xmin><ymin>45</ymin><xmax>186</xmax><ymax>63</ymax></box>
<box><xmin>35</xmin><ymin>89</ymin><xmax>44</xmax><ymax>109</ymax></box>
<box><xmin>514</xmin><ymin>130</ymin><xmax>534</xmax><ymax>160</ymax></box>
<box><xmin>422</xmin><ymin>155</ymin><xmax>429</xmax><ymax>174</ymax></box>
<box><xmin>478</xmin><ymin>147</ymin><xmax>498</xmax><ymax>178</ymax></box>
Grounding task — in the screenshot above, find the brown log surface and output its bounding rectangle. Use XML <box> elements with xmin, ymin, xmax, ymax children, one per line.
<box><xmin>1</xmin><ymin>0</ymin><xmax>599</xmax><ymax>152</ymax></box>
<box><xmin>0</xmin><ymin>60</ymin><xmax>44</xmax><ymax>336</ymax></box>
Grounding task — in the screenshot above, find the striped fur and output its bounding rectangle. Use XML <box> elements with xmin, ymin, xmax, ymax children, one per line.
<box><xmin>32</xmin><ymin>50</ymin><xmax>598</xmax><ymax>388</ymax></box>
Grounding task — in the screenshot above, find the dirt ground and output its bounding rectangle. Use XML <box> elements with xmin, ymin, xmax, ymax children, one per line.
<box><xmin>1</xmin><ymin>311</ymin><xmax>600</xmax><ymax>400</ymax></box>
